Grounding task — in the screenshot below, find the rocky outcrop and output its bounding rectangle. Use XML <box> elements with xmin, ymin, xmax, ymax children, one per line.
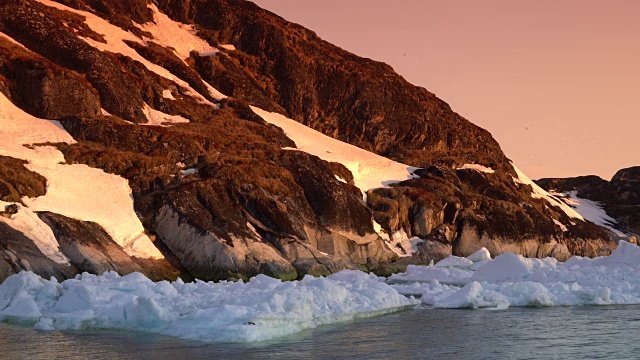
<box><xmin>38</xmin><ymin>212</ymin><xmax>144</xmax><ymax>275</ymax></box>
<box><xmin>0</xmin><ymin>221</ymin><xmax>76</xmax><ymax>283</ymax></box>
<box><xmin>367</xmin><ymin>165</ymin><xmax>612</xmax><ymax>264</ymax></box>
<box><xmin>0</xmin><ymin>156</ymin><xmax>46</xmax><ymax>203</ymax></box>
<box><xmin>537</xmin><ymin>166</ymin><xmax>640</xmax><ymax>236</ymax></box>
<box><xmin>0</xmin><ymin>0</ymin><xmax>619</xmax><ymax>283</ymax></box>
<box><xmin>157</xmin><ymin>0</ymin><xmax>510</xmax><ymax>171</ymax></box>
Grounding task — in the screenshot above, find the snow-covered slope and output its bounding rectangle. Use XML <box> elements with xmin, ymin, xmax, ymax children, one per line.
<box><xmin>0</xmin><ymin>202</ymin><xmax>69</xmax><ymax>264</ymax></box>
<box><xmin>512</xmin><ymin>164</ymin><xmax>584</xmax><ymax>220</ymax></box>
<box><xmin>552</xmin><ymin>190</ymin><xmax>625</xmax><ymax>236</ymax></box>
<box><xmin>34</xmin><ymin>0</ymin><xmax>226</xmax><ymax>105</ymax></box>
<box><xmin>251</xmin><ymin>106</ymin><xmax>419</xmax><ymax>193</ymax></box>
<box><xmin>0</xmin><ymin>92</ymin><xmax>162</xmax><ymax>259</ymax></box>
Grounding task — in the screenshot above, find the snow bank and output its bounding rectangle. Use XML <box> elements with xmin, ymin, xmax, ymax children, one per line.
<box><xmin>0</xmin><ymin>202</ymin><xmax>69</xmax><ymax>264</ymax></box>
<box><xmin>219</xmin><ymin>44</ymin><xmax>236</xmax><ymax>51</ymax></box>
<box><xmin>457</xmin><ymin>164</ymin><xmax>495</xmax><ymax>173</ymax></box>
<box><xmin>552</xmin><ymin>190</ymin><xmax>625</xmax><ymax>236</ymax></box>
<box><xmin>139</xmin><ymin>4</ymin><xmax>218</xmax><ymax>59</ymax></box>
<box><xmin>0</xmin><ymin>270</ymin><xmax>418</xmax><ymax>342</ymax></box>
<box><xmin>377</xmin><ymin>229</ymin><xmax>423</xmax><ymax>258</ymax></box>
<box><xmin>389</xmin><ymin>241</ymin><xmax>640</xmax><ymax>309</ymax></box>
<box><xmin>250</xmin><ymin>106</ymin><xmax>419</xmax><ymax>194</ymax></box>
<box><xmin>0</xmin><ymin>92</ymin><xmax>162</xmax><ymax>259</ymax></box>
<box><xmin>512</xmin><ymin>164</ymin><xmax>584</xmax><ymax>219</ymax></box>
<box><xmin>141</xmin><ymin>104</ymin><xmax>189</xmax><ymax>127</ymax></box>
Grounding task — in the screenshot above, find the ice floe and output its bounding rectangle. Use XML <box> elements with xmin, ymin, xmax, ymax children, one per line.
<box><xmin>0</xmin><ymin>270</ymin><xmax>418</xmax><ymax>342</ymax></box>
<box><xmin>389</xmin><ymin>241</ymin><xmax>640</xmax><ymax>309</ymax></box>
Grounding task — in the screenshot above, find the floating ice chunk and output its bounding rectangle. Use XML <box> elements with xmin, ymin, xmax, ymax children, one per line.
<box><xmin>603</xmin><ymin>240</ymin><xmax>640</xmax><ymax>266</ymax></box>
<box><xmin>435</xmin><ymin>256</ymin><xmax>473</xmax><ymax>268</ymax></box>
<box><xmin>393</xmin><ymin>240</ymin><xmax>640</xmax><ymax>309</ymax></box>
<box><xmin>0</xmin><ymin>270</ymin><xmax>418</xmax><ymax>342</ymax></box>
<box><xmin>388</xmin><ymin>264</ymin><xmax>473</xmax><ymax>286</ymax></box>
<box><xmin>471</xmin><ymin>252</ymin><xmax>532</xmax><ymax>282</ymax></box>
<box><xmin>432</xmin><ymin>281</ymin><xmax>510</xmax><ymax>309</ymax></box>
<box><xmin>466</xmin><ymin>247</ymin><xmax>491</xmax><ymax>262</ymax></box>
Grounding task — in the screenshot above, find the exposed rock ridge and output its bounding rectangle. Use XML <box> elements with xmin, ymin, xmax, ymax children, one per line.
<box><xmin>0</xmin><ymin>0</ymin><xmax>618</xmax><ymax>282</ymax></box>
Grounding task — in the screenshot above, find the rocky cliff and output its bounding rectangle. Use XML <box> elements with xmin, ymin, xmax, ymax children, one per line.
<box><xmin>0</xmin><ymin>0</ymin><xmax>618</xmax><ymax>283</ymax></box>
<box><xmin>537</xmin><ymin>167</ymin><xmax>640</xmax><ymax>238</ymax></box>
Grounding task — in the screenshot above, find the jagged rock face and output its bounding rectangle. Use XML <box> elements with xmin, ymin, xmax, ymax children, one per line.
<box><xmin>0</xmin><ymin>221</ymin><xmax>76</xmax><ymax>283</ymax></box>
<box><xmin>38</xmin><ymin>212</ymin><xmax>169</xmax><ymax>278</ymax></box>
<box><xmin>157</xmin><ymin>0</ymin><xmax>510</xmax><ymax>170</ymax></box>
<box><xmin>0</xmin><ymin>0</ymin><xmax>617</xmax><ymax>282</ymax></box>
<box><xmin>0</xmin><ymin>156</ymin><xmax>46</xmax><ymax>203</ymax></box>
<box><xmin>367</xmin><ymin>166</ymin><xmax>612</xmax><ymax>261</ymax></box>
<box><xmin>537</xmin><ymin>167</ymin><xmax>640</xmax><ymax>235</ymax></box>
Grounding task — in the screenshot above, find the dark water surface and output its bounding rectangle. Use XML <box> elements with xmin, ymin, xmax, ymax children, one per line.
<box><xmin>2</xmin><ymin>305</ymin><xmax>640</xmax><ymax>359</ymax></box>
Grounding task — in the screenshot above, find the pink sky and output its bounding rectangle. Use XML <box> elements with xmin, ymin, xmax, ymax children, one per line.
<box><xmin>251</xmin><ymin>0</ymin><xmax>640</xmax><ymax>180</ymax></box>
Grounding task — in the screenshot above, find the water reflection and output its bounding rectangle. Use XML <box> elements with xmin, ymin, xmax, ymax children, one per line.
<box><xmin>2</xmin><ymin>306</ymin><xmax>640</xmax><ymax>359</ymax></box>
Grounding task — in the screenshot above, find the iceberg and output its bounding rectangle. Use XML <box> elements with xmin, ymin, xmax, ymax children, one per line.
<box><xmin>0</xmin><ymin>270</ymin><xmax>418</xmax><ymax>342</ymax></box>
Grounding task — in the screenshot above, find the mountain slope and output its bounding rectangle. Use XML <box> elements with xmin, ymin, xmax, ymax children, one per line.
<box><xmin>0</xmin><ymin>0</ymin><xmax>617</xmax><ymax>282</ymax></box>
<box><xmin>537</xmin><ymin>167</ymin><xmax>640</xmax><ymax>239</ymax></box>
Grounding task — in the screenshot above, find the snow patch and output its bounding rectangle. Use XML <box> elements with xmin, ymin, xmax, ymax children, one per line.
<box><xmin>181</xmin><ymin>168</ymin><xmax>198</xmax><ymax>177</ymax></box>
<box><xmin>0</xmin><ymin>31</ymin><xmax>31</xmax><ymax>52</ymax></box>
<box><xmin>553</xmin><ymin>218</ymin><xmax>568</xmax><ymax>232</ymax></box>
<box><xmin>139</xmin><ymin>4</ymin><xmax>218</xmax><ymax>59</ymax></box>
<box><xmin>457</xmin><ymin>164</ymin><xmax>495</xmax><ymax>173</ymax></box>
<box><xmin>162</xmin><ymin>90</ymin><xmax>176</xmax><ymax>100</ymax></box>
<box><xmin>552</xmin><ymin>190</ymin><xmax>625</xmax><ymax>236</ymax></box>
<box><xmin>219</xmin><ymin>44</ymin><xmax>236</xmax><ymax>51</ymax></box>
<box><xmin>0</xmin><ymin>92</ymin><xmax>162</xmax><ymax>259</ymax></box>
<box><xmin>251</xmin><ymin>106</ymin><xmax>419</xmax><ymax>194</ymax></box>
<box><xmin>512</xmin><ymin>164</ymin><xmax>584</xmax><ymax>220</ymax></box>
<box><xmin>0</xmin><ymin>202</ymin><xmax>69</xmax><ymax>264</ymax></box>
<box><xmin>33</xmin><ymin>0</ymin><xmax>224</xmax><ymax>103</ymax></box>
<box><xmin>334</xmin><ymin>175</ymin><xmax>348</xmax><ymax>184</ymax></box>
<box><xmin>141</xmin><ymin>104</ymin><xmax>189</xmax><ymax>127</ymax></box>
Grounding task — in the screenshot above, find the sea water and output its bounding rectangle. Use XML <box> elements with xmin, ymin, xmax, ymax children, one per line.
<box><xmin>2</xmin><ymin>304</ymin><xmax>639</xmax><ymax>359</ymax></box>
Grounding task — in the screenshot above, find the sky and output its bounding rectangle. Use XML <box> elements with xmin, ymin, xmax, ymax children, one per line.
<box><xmin>251</xmin><ymin>0</ymin><xmax>640</xmax><ymax>180</ymax></box>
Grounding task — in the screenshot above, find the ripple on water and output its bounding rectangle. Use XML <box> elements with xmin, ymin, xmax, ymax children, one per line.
<box><xmin>2</xmin><ymin>305</ymin><xmax>640</xmax><ymax>360</ymax></box>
